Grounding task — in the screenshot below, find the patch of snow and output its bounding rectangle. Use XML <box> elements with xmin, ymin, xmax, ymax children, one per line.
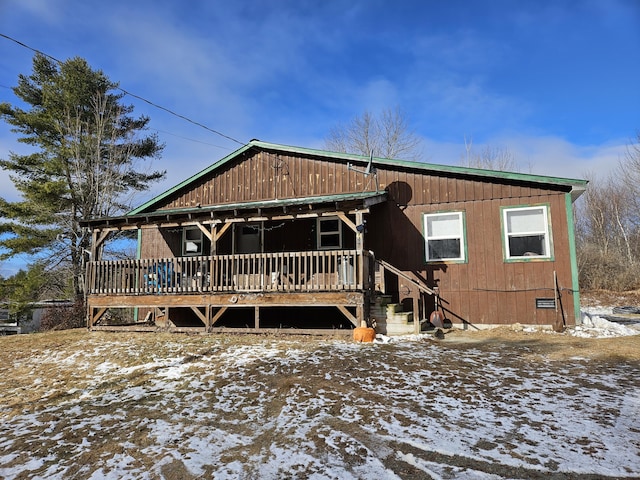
<box><xmin>572</xmin><ymin>312</ymin><xmax>640</xmax><ymax>338</ymax></box>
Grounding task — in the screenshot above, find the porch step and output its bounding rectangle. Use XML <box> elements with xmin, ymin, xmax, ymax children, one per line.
<box><xmin>371</xmin><ymin>296</ymin><xmax>417</xmax><ymax>336</ymax></box>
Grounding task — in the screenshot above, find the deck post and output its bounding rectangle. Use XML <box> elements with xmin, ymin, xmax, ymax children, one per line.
<box><xmin>355</xmin><ymin>211</ymin><xmax>364</xmax><ymax>251</ymax></box>
<box><xmin>205</xmin><ymin>305</ymin><xmax>211</xmax><ymax>331</ymax></box>
<box><xmin>255</xmin><ymin>306</ymin><xmax>260</xmax><ymax>329</ymax></box>
<box><xmin>211</xmin><ymin>225</ymin><xmax>217</xmax><ymax>255</ymax></box>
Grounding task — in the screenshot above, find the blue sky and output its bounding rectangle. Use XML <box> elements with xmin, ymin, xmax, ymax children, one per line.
<box><xmin>0</xmin><ymin>0</ymin><xmax>639</xmax><ymax>274</ymax></box>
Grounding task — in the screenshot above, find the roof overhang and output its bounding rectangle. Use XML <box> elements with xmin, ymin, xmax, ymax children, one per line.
<box><xmin>80</xmin><ymin>191</ymin><xmax>387</xmax><ymax>230</ymax></box>
<box><xmin>569</xmin><ymin>184</ymin><xmax>587</xmax><ymax>202</ymax></box>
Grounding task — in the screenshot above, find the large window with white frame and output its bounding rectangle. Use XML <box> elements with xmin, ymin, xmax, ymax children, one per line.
<box><xmin>502</xmin><ymin>205</ymin><xmax>552</xmax><ymax>260</ymax></box>
<box><xmin>424</xmin><ymin>211</ymin><xmax>466</xmax><ymax>262</ymax></box>
<box><xmin>317</xmin><ymin>217</ymin><xmax>342</xmax><ymax>250</ymax></box>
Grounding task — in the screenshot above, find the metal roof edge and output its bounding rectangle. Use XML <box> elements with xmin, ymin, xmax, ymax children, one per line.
<box><xmin>144</xmin><ymin>190</ymin><xmax>387</xmax><ymax>216</ymax></box>
<box><xmin>83</xmin><ymin>191</ymin><xmax>387</xmax><ymax>227</ymax></box>
<box><xmin>251</xmin><ymin>140</ymin><xmax>589</xmax><ymax>191</ymax></box>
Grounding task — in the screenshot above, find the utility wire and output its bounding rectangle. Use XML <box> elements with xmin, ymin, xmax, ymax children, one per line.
<box><xmin>1</xmin><ymin>33</ymin><xmax>303</xmax><ymax>201</ymax></box>
<box><xmin>0</xmin><ymin>32</ymin><xmax>246</xmax><ymax>147</ymax></box>
<box><xmin>150</xmin><ymin>128</ymin><xmax>232</xmax><ymax>150</ymax></box>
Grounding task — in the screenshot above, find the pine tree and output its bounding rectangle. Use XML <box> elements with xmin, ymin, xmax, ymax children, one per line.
<box><xmin>0</xmin><ymin>53</ymin><xmax>165</xmax><ymax>301</ymax></box>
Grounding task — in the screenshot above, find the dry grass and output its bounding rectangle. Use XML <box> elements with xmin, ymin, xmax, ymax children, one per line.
<box><xmin>580</xmin><ymin>288</ymin><xmax>640</xmax><ymax>307</ymax></box>
<box><xmin>1</xmin><ymin>311</ymin><xmax>639</xmax><ymax>479</ymax></box>
<box><xmin>1</xmin><ymin>322</ymin><xmax>638</xmax><ymax>417</ymax></box>
<box><xmin>445</xmin><ymin>327</ymin><xmax>640</xmax><ymax>361</ymax></box>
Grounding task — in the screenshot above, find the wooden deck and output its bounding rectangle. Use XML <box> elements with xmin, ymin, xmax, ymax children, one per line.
<box><xmin>85</xmin><ymin>250</ymin><xmax>374</xmax><ymax>332</ymax></box>
<box><xmin>87</xmin><ymin>249</ymin><xmax>372</xmax><ymax>294</ymax></box>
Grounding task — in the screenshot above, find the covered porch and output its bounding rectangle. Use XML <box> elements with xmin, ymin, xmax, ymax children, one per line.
<box><xmin>82</xmin><ymin>191</ymin><xmax>387</xmax><ymax>334</ymax></box>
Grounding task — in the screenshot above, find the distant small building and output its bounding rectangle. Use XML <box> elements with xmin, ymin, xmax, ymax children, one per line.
<box><xmin>0</xmin><ymin>300</ymin><xmax>75</xmax><ymax>334</ymax></box>
<box><xmin>0</xmin><ymin>307</ymin><xmax>20</xmax><ymax>335</ymax></box>
<box><xmin>28</xmin><ymin>300</ymin><xmax>76</xmax><ymax>333</ymax></box>
<box><xmin>81</xmin><ymin>140</ymin><xmax>587</xmax><ymax>334</ymax></box>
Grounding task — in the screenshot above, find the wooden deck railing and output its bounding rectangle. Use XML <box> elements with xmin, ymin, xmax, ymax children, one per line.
<box><xmin>86</xmin><ymin>250</ymin><xmax>374</xmax><ymax>295</ymax></box>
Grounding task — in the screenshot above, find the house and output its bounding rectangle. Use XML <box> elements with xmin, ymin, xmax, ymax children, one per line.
<box><xmin>81</xmin><ymin>140</ymin><xmax>587</xmax><ymax>334</ymax></box>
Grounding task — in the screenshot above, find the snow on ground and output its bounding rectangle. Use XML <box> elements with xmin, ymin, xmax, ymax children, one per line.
<box><xmin>0</xmin><ymin>326</ymin><xmax>638</xmax><ymax>479</ymax></box>
<box><xmin>576</xmin><ymin>305</ymin><xmax>640</xmax><ymax>338</ymax></box>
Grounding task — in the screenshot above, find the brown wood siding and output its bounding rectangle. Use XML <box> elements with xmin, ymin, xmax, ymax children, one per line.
<box><xmin>140</xmin><ymin>227</ymin><xmax>177</xmax><ymax>259</ymax></box>
<box><xmin>366</xmin><ymin>192</ymin><xmax>574</xmax><ymax>328</ymax></box>
<box><xmin>140</xmin><ymin>150</ymin><xmax>576</xmax><ymax>327</ymax></box>
<box><xmin>155</xmin><ymin>150</ymin><xmax>559</xmax><ymax>211</ymax></box>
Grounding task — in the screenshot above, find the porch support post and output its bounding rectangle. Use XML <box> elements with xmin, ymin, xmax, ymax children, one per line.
<box><xmin>255</xmin><ymin>306</ymin><xmax>260</xmax><ymax>329</ymax></box>
<box><xmin>338</xmin><ymin>211</ymin><xmax>365</xmax><ymax>250</ymax></box>
<box><xmin>355</xmin><ymin>211</ymin><xmax>364</xmax><ymax>251</ymax></box>
<box><xmin>337</xmin><ymin>306</ymin><xmax>359</xmax><ymax>327</ymax></box>
<box><xmin>212</xmin><ymin>222</ymin><xmax>232</xmax><ymax>255</ymax></box>
<box><xmin>196</xmin><ymin>222</ymin><xmax>212</xmax><ymax>241</ymax></box>
<box><xmin>91</xmin><ymin>230</ymin><xmax>99</xmax><ymax>259</ymax></box>
<box><xmin>211</xmin><ymin>307</ymin><xmax>227</xmax><ymax>328</ymax></box>
<box><xmin>211</xmin><ymin>224</ymin><xmax>218</xmax><ymax>255</ymax></box>
<box><xmin>91</xmin><ymin>229</ymin><xmax>111</xmax><ymax>261</ymax></box>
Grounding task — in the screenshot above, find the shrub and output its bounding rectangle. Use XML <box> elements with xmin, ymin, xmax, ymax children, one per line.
<box><xmin>39</xmin><ymin>302</ymin><xmax>86</xmax><ymax>331</ymax></box>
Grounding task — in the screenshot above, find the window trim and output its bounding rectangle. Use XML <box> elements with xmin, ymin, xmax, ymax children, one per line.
<box><xmin>423</xmin><ymin>211</ymin><xmax>467</xmax><ymax>263</ymax></box>
<box><xmin>501</xmin><ymin>204</ymin><xmax>553</xmax><ymax>262</ymax></box>
<box><xmin>317</xmin><ymin>216</ymin><xmax>342</xmax><ymax>250</ymax></box>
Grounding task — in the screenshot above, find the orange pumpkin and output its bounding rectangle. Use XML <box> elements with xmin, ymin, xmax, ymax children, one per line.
<box><xmin>353</xmin><ymin>326</ymin><xmax>376</xmax><ymax>343</ymax></box>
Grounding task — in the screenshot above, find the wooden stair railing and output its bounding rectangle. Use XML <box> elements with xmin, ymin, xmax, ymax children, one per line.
<box><xmin>375</xmin><ymin>258</ymin><xmax>436</xmax><ymax>296</ymax></box>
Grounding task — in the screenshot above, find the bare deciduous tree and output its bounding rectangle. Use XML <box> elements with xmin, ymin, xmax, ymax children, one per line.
<box><xmin>461</xmin><ymin>136</ymin><xmax>518</xmax><ymax>171</ymax></box>
<box><xmin>575</xmin><ymin>133</ymin><xmax>640</xmax><ymax>291</ymax></box>
<box><xmin>324</xmin><ymin>107</ymin><xmax>423</xmax><ymax>160</ymax></box>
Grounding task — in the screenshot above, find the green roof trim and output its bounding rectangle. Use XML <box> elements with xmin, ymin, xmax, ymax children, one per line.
<box><xmin>82</xmin><ymin>191</ymin><xmax>387</xmax><ymax>229</ymax></box>
<box><xmin>143</xmin><ymin>190</ymin><xmax>386</xmax><ymax>217</ymax></box>
<box><xmin>129</xmin><ymin>139</ymin><xmax>588</xmax><ymax>215</ymax></box>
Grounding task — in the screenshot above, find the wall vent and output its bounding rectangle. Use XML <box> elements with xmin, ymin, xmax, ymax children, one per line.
<box><xmin>535</xmin><ymin>298</ymin><xmax>556</xmax><ymax>309</ymax></box>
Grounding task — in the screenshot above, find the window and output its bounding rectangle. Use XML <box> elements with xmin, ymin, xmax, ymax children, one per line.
<box><xmin>424</xmin><ymin>212</ymin><xmax>466</xmax><ymax>262</ymax></box>
<box><xmin>182</xmin><ymin>227</ymin><xmax>203</xmax><ymax>256</ymax></box>
<box><xmin>502</xmin><ymin>206</ymin><xmax>552</xmax><ymax>260</ymax></box>
<box><xmin>317</xmin><ymin>217</ymin><xmax>342</xmax><ymax>249</ymax></box>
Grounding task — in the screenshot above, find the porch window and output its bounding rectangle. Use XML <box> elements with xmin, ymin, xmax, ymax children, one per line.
<box><xmin>502</xmin><ymin>205</ymin><xmax>552</xmax><ymax>260</ymax></box>
<box><xmin>317</xmin><ymin>217</ymin><xmax>342</xmax><ymax>249</ymax></box>
<box><xmin>182</xmin><ymin>227</ymin><xmax>203</xmax><ymax>256</ymax></box>
<box><xmin>424</xmin><ymin>212</ymin><xmax>466</xmax><ymax>262</ymax></box>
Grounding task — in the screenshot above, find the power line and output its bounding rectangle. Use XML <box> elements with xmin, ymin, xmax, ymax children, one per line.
<box><xmin>150</xmin><ymin>128</ymin><xmax>232</xmax><ymax>150</ymax></box>
<box><xmin>0</xmin><ymin>32</ymin><xmax>246</xmax><ymax>147</ymax></box>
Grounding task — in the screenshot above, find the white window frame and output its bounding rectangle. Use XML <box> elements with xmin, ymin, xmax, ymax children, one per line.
<box><xmin>317</xmin><ymin>216</ymin><xmax>342</xmax><ymax>250</ymax></box>
<box><xmin>182</xmin><ymin>226</ymin><xmax>204</xmax><ymax>256</ymax></box>
<box><xmin>423</xmin><ymin>211</ymin><xmax>466</xmax><ymax>262</ymax></box>
<box><xmin>502</xmin><ymin>205</ymin><xmax>552</xmax><ymax>261</ymax></box>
